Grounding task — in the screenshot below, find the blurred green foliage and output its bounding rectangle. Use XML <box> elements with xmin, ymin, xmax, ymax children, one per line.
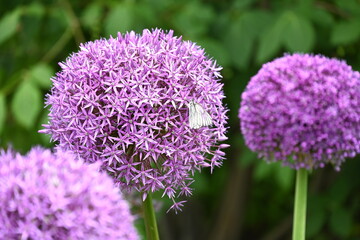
<box><xmin>1</xmin><ymin>0</ymin><xmax>360</xmax><ymax>239</ymax></box>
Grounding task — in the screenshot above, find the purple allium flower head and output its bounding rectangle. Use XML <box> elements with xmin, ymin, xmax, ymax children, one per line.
<box><xmin>239</xmin><ymin>53</ymin><xmax>360</xmax><ymax>170</ymax></box>
<box><xmin>41</xmin><ymin>29</ymin><xmax>228</xmax><ymax>209</ymax></box>
<box><xmin>0</xmin><ymin>147</ymin><xmax>139</xmax><ymax>240</ymax></box>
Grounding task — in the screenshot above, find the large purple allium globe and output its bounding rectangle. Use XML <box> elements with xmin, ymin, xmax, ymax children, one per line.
<box><xmin>0</xmin><ymin>147</ymin><xmax>139</xmax><ymax>240</ymax></box>
<box><xmin>41</xmin><ymin>29</ymin><xmax>228</xmax><ymax>208</ymax></box>
<box><xmin>239</xmin><ymin>53</ymin><xmax>360</xmax><ymax>170</ymax></box>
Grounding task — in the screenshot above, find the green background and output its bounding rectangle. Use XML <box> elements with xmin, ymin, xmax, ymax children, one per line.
<box><xmin>1</xmin><ymin>0</ymin><xmax>360</xmax><ymax>239</ymax></box>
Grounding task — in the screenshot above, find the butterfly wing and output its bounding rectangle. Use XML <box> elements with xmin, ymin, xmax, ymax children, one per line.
<box><xmin>189</xmin><ymin>101</ymin><xmax>213</xmax><ymax>129</ymax></box>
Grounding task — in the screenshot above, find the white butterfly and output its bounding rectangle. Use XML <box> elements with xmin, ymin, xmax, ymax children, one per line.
<box><xmin>188</xmin><ymin>100</ymin><xmax>213</xmax><ymax>129</ymax></box>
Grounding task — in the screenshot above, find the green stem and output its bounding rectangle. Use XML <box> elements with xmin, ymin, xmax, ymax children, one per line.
<box><xmin>142</xmin><ymin>193</ymin><xmax>160</xmax><ymax>240</ymax></box>
<box><xmin>292</xmin><ymin>168</ymin><xmax>308</xmax><ymax>240</ymax></box>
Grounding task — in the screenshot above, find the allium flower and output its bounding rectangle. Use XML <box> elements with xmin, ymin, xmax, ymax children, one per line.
<box><xmin>239</xmin><ymin>53</ymin><xmax>360</xmax><ymax>170</ymax></box>
<box><xmin>41</xmin><ymin>29</ymin><xmax>228</xmax><ymax>209</ymax></box>
<box><xmin>0</xmin><ymin>147</ymin><xmax>139</xmax><ymax>240</ymax></box>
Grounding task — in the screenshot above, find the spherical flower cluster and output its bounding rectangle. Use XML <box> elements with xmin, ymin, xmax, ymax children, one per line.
<box><xmin>41</xmin><ymin>29</ymin><xmax>228</xmax><ymax>209</ymax></box>
<box><xmin>0</xmin><ymin>147</ymin><xmax>139</xmax><ymax>240</ymax></box>
<box><xmin>239</xmin><ymin>53</ymin><xmax>360</xmax><ymax>170</ymax></box>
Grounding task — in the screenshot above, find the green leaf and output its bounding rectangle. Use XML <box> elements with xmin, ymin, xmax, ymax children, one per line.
<box><xmin>331</xmin><ymin>20</ymin><xmax>360</xmax><ymax>45</ymax></box>
<box><xmin>225</xmin><ymin>15</ymin><xmax>254</xmax><ymax>69</ymax></box>
<box><xmin>0</xmin><ymin>93</ymin><xmax>6</xmax><ymax>134</ymax></box>
<box><xmin>242</xmin><ymin>10</ymin><xmax>274</xmax><ymax>38</ymax></box>
<box><xmin>283</xmin><ymin>12</ymin><xmax>315</xmax><ymax>52</ymax></box>
<box><xmin>196</xmin><ymin>38</ymin><xmax>230</xmax><ymax>67</ymax></box>
<box><xmin>29</xmin><ymin>63</ymin><xmax>54</xmax><ymax>89</ymax></box>
<box><xmin>81</xmin><ymin>3</ymin><xmax>103</xmax><ymax>30</ymax></box>
<box><xmin>306</xmin><ymin>196</ymin><xmax>326</xmax><ymax>238</ymax></box>
<box><xmin>335</xmin><ymin>0</ymin><xmax>360</xmax><ymax>15</ymax></box>
<box><xmin>11</xmin><ymin>81</ymin><xmax>42</xmax><ymax>129</ymax></box>
<box><xmin>256</xmin><ymin>13</ymin><xmax>286</xmax><ymax>63</ymax></box>
<box><xmin>254</xmin><ymin>161</ymin><xmax>274</xmax><ymax>180</ymax></box>
<box><xmin>226</xmin><ymin>11</ymin><xmax>272</xmax><ymax>68</ymax></box>
<box><xmin>239</xmin><ymin>147</ymin><xmax>257</xmax><ymax>167</ymax></box>
<box><xmin>328</xmin><ymin>177</ymin><xmax>351</xmax><ymax>204</ymax></box>
<box><xmin>233</xmin><ymin>0</ymin><xmax>256</xmax><ymax>10</ymax></box>
<box><xmin>132</xmin><ymin>2</ymin><xmax>158</xmax><ymax>31</ymax></box>
<box><xmin>192</xmin><ymin>171</ymin><xmax>210</xmax><ymax>194</ymax></box>
<box><xmin>309</xmin><ymin>8</ymin><xmax>334</xmax><ymax>26</ymax></box>
<box><xmin>0</xmin><ymin>8</ymin><xmax>21</xmax><ymax>45</ymax></box>
<box><xmin>104</xmin><ymin>3</ymin><xmax>133</xmax><ymax>37</ymax></box>
<box><xmin>173</xmin><ymin>2</ymin><xmax>215</xmax><ymax>39</ymax></box>
<box><xmin>274</xmin><ymin>166</ymin><xmax>295</xmax><ymax>191</ymax></box>
<box><xmin>330</xmin><ymin>208</ymin><xmax>352</xmax><ymax>238</ymax></box>
<box><xmin>25</xmin><ymin>2</ymin><xmax>45</xmax><ymax>17</ymax></box>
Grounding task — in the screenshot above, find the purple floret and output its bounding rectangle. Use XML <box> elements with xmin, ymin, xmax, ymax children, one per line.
<box><xmin>239</xmin><ymin>53</ymin><xmax>360</xmax><ymax>170</ymax></box>
<box><xmin>0</xmin><ymin>147</ymin><xmax>139</xmax><ymax>239</ymax></box>
<box><xmin>41</xmin><ymin>29</ymin><xmax>228</xmax><ymax>208</ymax></box>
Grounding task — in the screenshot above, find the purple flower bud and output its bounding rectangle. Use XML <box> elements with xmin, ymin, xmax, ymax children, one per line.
<box><xmin>239</xmin><ymin>53</ymin><xmax>360</xmax><ymax>170</ymax></box>
<box><xmin>41</xmin><ymin>29</ymin><xmax>228</xmax><ymax>208</ymax></box>
<box><xmin>0</xmin><ymin>147</ymin><xmax>139</xmax><ymax>239</ymax></box>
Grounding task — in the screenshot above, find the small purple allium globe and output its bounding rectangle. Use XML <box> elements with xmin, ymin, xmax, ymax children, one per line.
<box><xmin>239</xmin><ymin>53</ymin><xmax>360</xmax><ymax>170</ymax></box>
<box><xmin>41</xmin><ymin>29</ymin><xmax>228</xmax><ymax>209</ymax></box>
<box><xmin>0</xmin><ymin>147</ymin><xmax>139</xmax><ymax>240</ymax></box>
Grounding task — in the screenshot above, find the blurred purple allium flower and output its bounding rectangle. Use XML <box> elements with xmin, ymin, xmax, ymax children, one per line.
<box><xmin>239</xmin><ymin>53</ymin><xmax>360</xmax><ymax>170</ymax></box>
<box><xmin>0</xmin><ymin>147</ymin><xmax>139</xmax><ymax>240</ymax></box>
<box><xmin>41</xmin><ymin>29</ymin><xmax>228</xmax><ymax>209</ymax></box>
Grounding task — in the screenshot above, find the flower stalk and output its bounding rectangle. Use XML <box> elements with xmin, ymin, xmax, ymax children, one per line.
<box><xmin>292</xmin><ymin>168</ymin><xmax>308</xmax><ymax>240</ymax></box>
<box><xmin>142</xmin><ymin>193</ymin><xmax>160</xmax><ymax>240</ymax></box>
